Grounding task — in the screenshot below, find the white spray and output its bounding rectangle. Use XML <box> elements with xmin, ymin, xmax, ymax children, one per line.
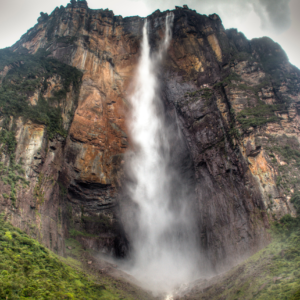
<box><xmin>123</xmin><ymin>13</ymin><xmax>201</xmax><ymax>295</ymax></box>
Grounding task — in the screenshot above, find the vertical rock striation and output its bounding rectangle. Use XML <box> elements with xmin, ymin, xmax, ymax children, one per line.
<box><xmin>0</xmin><ymin>3</ymin><xmax>299</xmax><ymax>272</ymax></box>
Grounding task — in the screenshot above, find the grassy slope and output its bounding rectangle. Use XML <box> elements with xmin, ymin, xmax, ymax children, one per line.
<box><xmin>0</xmin><ymin>215</ymin><xmax>152</xmax><ymax>300</ymax></box>
<box><xmin>189</xmin><ymin>224</ymin><xmax>300</xmax><ymax>300</ymax></box>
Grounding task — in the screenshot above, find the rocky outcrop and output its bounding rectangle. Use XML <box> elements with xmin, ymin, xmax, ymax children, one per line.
<box><xmin>1</xmin><ymin>2</ymin><xmax>300</xmax><ymax>272</ymax></box>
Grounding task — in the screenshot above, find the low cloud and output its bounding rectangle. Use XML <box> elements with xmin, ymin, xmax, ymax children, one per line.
<box><xmin>140</xmin><ymin>0</ymin><xmax>292</xmax><ymax>34</ymax></box>
<box><xmin>253</xmin><ymin>0</ymin><xmax>292</xmax><ymax>32</ymax></box>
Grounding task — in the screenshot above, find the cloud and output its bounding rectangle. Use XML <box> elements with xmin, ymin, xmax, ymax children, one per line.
<box><xmin>138</xmin><ymin>0</ymin><xmax>291</xmax><ymax>33</ymax></box>
<box><xmin>253</xmin><ymin>0</ymin><xmax>292</xmax><ymax>32</ymax></box>
<box><xmin>0</xmin><ymin>0</ymin><xmax>298</xmax><ymax>68</ymax></box>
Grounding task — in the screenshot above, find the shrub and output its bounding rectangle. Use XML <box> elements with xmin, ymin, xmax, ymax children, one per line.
<box><xmin>0</xmin><ymin>216</ymin><xmax>119</xmax><ymax>299</ymax></box>
<box><xmin>0</xmin><ymin>48</ymin><xmax>82</xmax><ymax>140</ymax></box>
<box><xmin>280</xmin><ymin>214</ymin><xmax>299</xmax><ymax>230</ymax></box>
<box><xmin>270</xmin><ymin>145</ymin><xmax>300</xmax><ymax>165</ymax></box>
<box><xmin>291</xmin><ymin>192</ymin><xmax>300</xmax><ymax>215</ymax></box>
<box><xmin>214</xmin><ymin>72</ymin><xmax>242</xmax><ymax>88</ymax></box>
<box><xmin>237</xmin><ymin>102</ymin><xmax>281</xmax><ymax>129</ymax></box>
<box><xmin>0</xmin><ymin>152</ymin><xmax>30</xmax><ymax>206</ymax></box>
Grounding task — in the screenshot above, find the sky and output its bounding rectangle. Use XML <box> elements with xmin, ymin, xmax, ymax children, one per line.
<box><xmin>0</xmin><ymin>0</ymin><xmax>299</xmax><ymax>69</ymax></box>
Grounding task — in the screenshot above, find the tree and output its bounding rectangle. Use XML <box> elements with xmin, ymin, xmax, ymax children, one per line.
<box><xmin>40</xmin><ymin>12</ymin><xmax>48</xmax><ymax>18</ymax></box>
<box><xmin>38</xmin><ymin>12</ymin><xmax>49</xmax><ymax>22</ymax></box>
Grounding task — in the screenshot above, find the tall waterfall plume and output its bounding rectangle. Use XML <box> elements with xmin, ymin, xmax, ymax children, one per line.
<box><xmin>122</xmin><ymin>13</ymin><xmax>202</xmax><ymax>295</ymax></box>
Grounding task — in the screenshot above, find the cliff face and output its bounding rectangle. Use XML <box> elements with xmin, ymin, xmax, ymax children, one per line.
<box><xmin>1</xmin><ymin>3</ymin><xmax>300</xmax><ymax>271</ymax></box>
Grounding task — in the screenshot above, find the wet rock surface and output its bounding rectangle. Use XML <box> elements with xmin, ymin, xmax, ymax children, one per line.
<box><xmin>0</xmin><ymin>2</ymin><xmax>299</xmax><ymax>274</ymax></box>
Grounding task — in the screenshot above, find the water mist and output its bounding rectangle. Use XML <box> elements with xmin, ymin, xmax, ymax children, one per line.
<box><xmin>122</xmin><ymin>14</ymin><xmax>202</xmax><ymax>295</ymax></box>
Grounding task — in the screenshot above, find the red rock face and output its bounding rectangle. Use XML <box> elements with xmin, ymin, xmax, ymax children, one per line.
<box><xmin>1</xmin><ymin>3</ymin><xmax>300</xmax><ymax>272</ymax></box>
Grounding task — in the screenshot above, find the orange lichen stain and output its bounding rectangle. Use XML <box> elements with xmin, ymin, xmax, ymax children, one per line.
<box><xmin>76</xmin><ymin>145</ymin><xmax>107</xmax><ymax>184</ymax></box>
<box><xmin>189</xmin><ymin>55</ymin><xmax>204</xmax><ymax>72</ymax></box>
<box><xmin>248</xmin><ymin>152</ymin><xmax>268</xmax><ymax>174</ymax></box>
<box><xmin>248</xmin><ymin>151</ymin><xmax>276</xmax><ymax>186</ymax></box>
<box><xmin>26</xmin><ymin>122</ymin><xmax>45</xmax><ymax>139</ymax></box>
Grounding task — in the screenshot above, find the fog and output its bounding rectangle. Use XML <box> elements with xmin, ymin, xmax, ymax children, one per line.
<box><xmin>142</xmin><ymin>0</ymin><xmax>291</xmax><ymax>33</ymax></box>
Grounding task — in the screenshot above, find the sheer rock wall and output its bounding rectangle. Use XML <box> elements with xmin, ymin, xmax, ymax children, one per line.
<box><xmin>1</xmin><ymin>3</ymin><xmax>300</xmax><ymax>271</ymax></box>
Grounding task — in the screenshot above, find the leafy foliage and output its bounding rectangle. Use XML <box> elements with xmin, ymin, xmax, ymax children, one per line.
<box><xmin>0</xmin><ymin>215</ymin><xmax>121</xmax><ymax>299</ymax></box>
<box><xmin>0</xmin><ymin>160</ymin><xmax>29</xmax><ymax>205</ymax></box>
<box><xmin>291</xmin><ymin>192</ymin><xmax>300</xmax><ymax>216</ymax></box>
<box><xmin>33</xmin><ymin>173</ymin><xmax>45</xmax><ymax>205</ymax></box>
<box><xmin>0</xmin><ymin>127</ymin><xmax>29</xmax><ymax>205</ymax></box>
<box><xmin>0</xmin><ymin>48</ymin><xmax>82</xmax><ymax>139</ymax></box>
<box><xmin>0</xmin><ymin>128</ymin><xmax>17</xmax><ymax>158</ymax></box>
<box><xmin>274</xmin><ymin>190</ymin><xmax>300</xmax><ymax>234</ymax></box>
<box><xmin>236</xmin><ymin>101</ymin><xmax>281</xmax><ymax>129</ymax></box>
<box><xmin>264</xmin><ymin>136</ymin><xmax>300</xmax><ymax>195</ymax></box>
<box><xmin>270</xmin><ymin>145</ymin><xmax>300</xmax><ymax>166</ymax></box>
<box><xmin>214</xmin><ymin>72</ymin><xmax>242</xmax><ymax>88</ymax></box>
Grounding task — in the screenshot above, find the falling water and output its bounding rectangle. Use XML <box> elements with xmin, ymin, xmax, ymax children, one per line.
<box><xmin>123</xmin><ymin>13</ymin><xmax>201</xmax><ymax>295</ymax></box>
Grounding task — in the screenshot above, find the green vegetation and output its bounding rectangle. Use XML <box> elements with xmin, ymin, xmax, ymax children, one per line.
<box><xmin>0</xmin><ymin>160</ymin><xmax>29</xmax><ymax>205</ymax></box>
<box><xmin>214</xmin><ymin>72</ymin><xmax>242</xmax><ymax>88</ymax></box>
<box><xmin>270</xmin><ymin>145</ymin><xmax>300</xmax><ymax>166</ymax></box>
<box><xmin>65</xmin><ymin>238</ymin><xmax>85</xmax><ymax>263</ymax></box>
<box><xmin>69</xmin><ymin>214</ymin><xmax>113</xmax><ymax>238</ymax></box>
<box><xmin>0</xmin><ymin>215</ymin><xmax>121</xmax><ymax>299</ymax></box>
<box><xmin>69</xmin><ymin>228</ymin><xmax>97</xmax><ymax>238</ymax></box>
<box><xmin>185</xmin><ymin>88</ymin><xmax>213</xmax><ymax>101</ymax></box>
<box><xmin>200</xmin><ymin>88</ymin><xmax>213</xmax><ymax>100</ymax></box>
<box><xmin>228</xmin><ymin>125</ymin><xmax>241</xmax><ymax>140</ymax></box>
<box><xmin>0</xmin><ymin>46</ymin><xmax>81</xmax><ymax>205</ymax></box>
<box><xmin>236</xmin><ymin>101</ymin><xmax>281</xmax><ymax>129</ymax></box>
<box><xmin>0</xmin><ymin>48</ymin><xmax>82</xmax><ymax>139</ymax></box>
<box><xmin>197</xmin><ymin>197</ymin><xmax>300</xmax><ymax>300</ymax></box>
<box><xmin>81</xmin><ymin>214</ymin><xmax>112</xmax><ymax>227</ymax></box>
<box><xmin>0</xmin><ymin>126</ymin><xmax>29</xmax><ymax>205</ymax></box>
<box><xmin>33</xmin><ymin>173</ymin><xmax>45</xmax><ymax>205</ymax></box>
<box><xmin>0</xmin><ymin>128</ymin><xmax>16</xmax><ymax>157</ymax></box>
<box><xmin>0</xmin><ymin>216</ymin><xmax>153</xmax><ymax>300</ymax></box>
<box><xmin>59</xmin><ymin>181</ymin><xmax>68</xmax><ymax>198</ymax></box>
<box><xmin>215</xmin><ymin>73</ymin><xmax>287</xmax><ymax>131</ymax></box>
<box><xmin>291</xmin><ymin>192</ymin><xmax>300</xmax><ymax>216</ymax></box>
<box><xmin>0</xmin><ymin>124</ymin><xmax>29</xmax><ymax>205</ymax></box>
<box><xmin>232</xmin><ymin>51</ymin><xmax>254</xmax><ymax>63</ymax></box>
<box><xmin>264</xmin><ymin>135</ymin><xmax>300</xmax><ymax>195</ymax></box>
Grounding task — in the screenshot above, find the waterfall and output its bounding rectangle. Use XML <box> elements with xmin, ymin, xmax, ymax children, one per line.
<box><xmin>122</xmin><ymin>13</ymin><xmax>201</xmax><ymax>295</ymax></box>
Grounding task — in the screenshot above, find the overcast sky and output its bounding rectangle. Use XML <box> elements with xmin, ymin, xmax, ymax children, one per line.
<box><xmin>0</xmin><ymin>0</ymin><xmax>299</xmax><ymax>69</ymax></box>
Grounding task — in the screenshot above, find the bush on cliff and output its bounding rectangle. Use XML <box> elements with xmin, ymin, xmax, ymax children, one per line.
<box><xmin>236</xmin><ymin>101</ymin><xmax>281</xmax><ymax>129</ymax></box>
<box><xmin>0</xmin><ymin>48</ymin><xmax>82</xmax><ymax>140</ymax></box>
